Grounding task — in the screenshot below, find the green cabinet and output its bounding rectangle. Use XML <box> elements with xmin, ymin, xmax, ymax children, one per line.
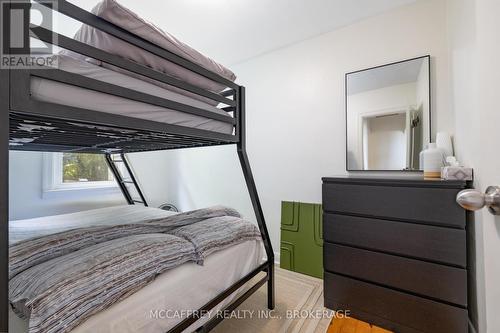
<box><xmin>280</xmin><ymin>201</ymin><xmax>323</xmax><ymax>279</ymax></box>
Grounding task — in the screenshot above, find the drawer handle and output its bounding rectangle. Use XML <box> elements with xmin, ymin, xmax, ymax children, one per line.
<box><xmin>457</xmin><ymin>186</ymin><xmax>500</xmax><ymax>215</ymax></box>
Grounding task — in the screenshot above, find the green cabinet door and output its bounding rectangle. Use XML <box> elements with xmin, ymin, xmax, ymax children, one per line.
<box><xmin>280</xmin><ymin>201</ymin><xmax>323</xmax><ymax>278</ymax></box>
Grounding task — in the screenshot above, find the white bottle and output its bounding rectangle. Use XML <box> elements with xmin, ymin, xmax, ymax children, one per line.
<box><xmin>423</xmin><ymin>143</ymin><xmax>445</xmax><ymax>179</ymax></box>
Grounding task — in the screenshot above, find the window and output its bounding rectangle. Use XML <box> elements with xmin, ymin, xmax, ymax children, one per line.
<box><xmin>62</xmin><ymin>153</ymin><xmax>112</xmax><ymax>184</ymax></box>
<box><xmin>43</xmin><ymin>153</ymin><xmax>121</xmax><ymax>196</ymax></box>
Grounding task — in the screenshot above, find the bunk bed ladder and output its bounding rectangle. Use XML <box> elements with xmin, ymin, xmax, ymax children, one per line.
<box><xmin>105</xmin><ymin>153</ymin><xmax>148</xmax><ymax>206</ymax></box>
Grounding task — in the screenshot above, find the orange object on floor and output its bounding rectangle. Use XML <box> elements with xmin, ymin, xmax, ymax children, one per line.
<box><xmin>327</xmin><ymin>317</ymin><xmax>393</xmax><ymax>333</ymax></box>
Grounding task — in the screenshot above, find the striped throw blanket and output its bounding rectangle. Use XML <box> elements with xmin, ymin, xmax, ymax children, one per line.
<box><xmin>9</xmin><ymin>206</ymin><xmax>261</xmax><ymax>333</ymax></box>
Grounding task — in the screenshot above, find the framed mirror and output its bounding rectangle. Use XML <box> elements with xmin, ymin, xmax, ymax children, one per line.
<box><xmin>346</xmin><ymin>55</ymin><xmax>430</xmax><ymax>171</ymax></box>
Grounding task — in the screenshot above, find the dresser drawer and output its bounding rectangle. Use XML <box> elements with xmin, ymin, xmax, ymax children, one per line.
<box><xmin>324</xmin><ymin>272</ymin><xmax>468</xmax><ymax>333</ymax></box>
<box><xmin>324</xmin><ymin>213</ymin><xmax>466</xmax><ymax>267</ymax></box>
<box><xmin>322</xmin><ymin>182</ymin><xmax>466</xmax><ymax>228</ymax></box>
<box><xmin>324</xmin><ymin>243</ymin><xmax>467</xmax><ymax>306</ymax></box>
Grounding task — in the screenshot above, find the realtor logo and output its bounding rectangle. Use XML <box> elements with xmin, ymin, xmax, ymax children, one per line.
<box><xmin>1</xmin><ymin>0</ymin><xmax>58</xmax><ymax>68</ymax></box>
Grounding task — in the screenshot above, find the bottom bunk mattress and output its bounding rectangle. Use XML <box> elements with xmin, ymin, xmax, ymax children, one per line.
<box><xmin>9</xmin><ymin>206</ymin><xmax>265</xmax><ymax>333</ymax></box>
<box><xmin>10</xmin><ymin>240</ymin><xmax>264</xmax><ymax>333</ymax></box>
<box><xmin>29</xmin><ymin>55</ymin><xmax>234</xmax><ymax>134</ymax></box>
<box><xmin>9</xmin><ymin>205</ymin><xmax>177</xmax><ymax>245</ymax></box>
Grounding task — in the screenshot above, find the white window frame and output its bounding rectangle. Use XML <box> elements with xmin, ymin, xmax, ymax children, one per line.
<box><xmin>42</xmin><ymin>153</ymin><xmax>121</xmax><ymax>198</ymax></box>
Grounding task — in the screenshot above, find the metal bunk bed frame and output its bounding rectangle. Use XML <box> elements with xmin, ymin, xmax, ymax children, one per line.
<box><xmin>0</xmin><ymin>0</ymin><xmax>275</xmax><ymax>331</ymax></box>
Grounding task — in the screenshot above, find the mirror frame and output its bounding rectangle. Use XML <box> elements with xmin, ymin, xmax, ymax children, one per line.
<box><xmin>345</xmin><ymin>55</ymin><xmax>431</xmax><ymax>172</ymax></box>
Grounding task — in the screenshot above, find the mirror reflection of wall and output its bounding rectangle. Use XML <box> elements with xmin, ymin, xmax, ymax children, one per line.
<box><xmin>346</xmin><ymin>56</ymin><xmax>430</xmax><ymax>171</ymax></box>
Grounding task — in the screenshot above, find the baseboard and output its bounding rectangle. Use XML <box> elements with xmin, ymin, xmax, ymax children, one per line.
<box><xmin>262</xmin><ymin>252</ymin><xmax>280</xmax><ymax>266</ymax></box>
<box><xmin>274</xmin><ymin>251</ymin><xmax>280</xmax><ymax>265</ymax></box>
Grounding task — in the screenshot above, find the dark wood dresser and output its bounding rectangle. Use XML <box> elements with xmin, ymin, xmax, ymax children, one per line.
<box><xmin>322</xmin><ymin>176</ymin><xmax>471</xmax><ymax>333</ymax></box>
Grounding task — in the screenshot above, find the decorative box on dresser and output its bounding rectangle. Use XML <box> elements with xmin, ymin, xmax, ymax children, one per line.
<box><xmin>322</xmin><ymin>176</ymin><xmax>472</xmax><ymax>333</ymax></box>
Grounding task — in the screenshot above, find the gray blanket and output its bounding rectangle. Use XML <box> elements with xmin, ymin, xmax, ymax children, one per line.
<box><xmin>171</xmin><ymin>216</ymin><xmax>262</xmax><ymax>261</ymax></box>
<box><xmin>9</xmin><ymin>206</ymin><xmax>241</xmax><ymax>278</ymax></box>
<box><xmin>9</xmin><ymin>206</ymin><xmax>261</xmax><ymax>333</ymax></box>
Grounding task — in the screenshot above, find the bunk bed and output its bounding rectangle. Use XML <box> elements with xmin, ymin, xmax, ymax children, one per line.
<box><xmin>0</xmin><ymin>0</ymin><xmax>275</xmax><ymax>332</ymax></box>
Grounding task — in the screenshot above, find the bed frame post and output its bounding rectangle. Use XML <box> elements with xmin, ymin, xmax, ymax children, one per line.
<box><xmin>0</xmin><ymin>12</ymin><xmax>10</xmax><ymax>331</ymax></box>
<box><xmin>236</xmin><ymin>86</ymin><xmax>275</xmax><ymax>310</ymax></box>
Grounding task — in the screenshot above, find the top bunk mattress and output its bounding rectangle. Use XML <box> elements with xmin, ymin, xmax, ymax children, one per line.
<box><xmin>31</xmin><ymin>54</ymin><xmax>234</xmax><ymax>134</ymax></box>
<box><xmin>62</xmin><ymin>0</ymin><xmax>236</xmax><ymax>106</ymax></box>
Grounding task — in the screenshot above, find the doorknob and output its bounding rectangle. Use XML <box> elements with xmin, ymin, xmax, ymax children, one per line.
<box><xmin>456</xmin><ymin>186</ymin><xmax>500</xmax><ymax>215</ymax></box>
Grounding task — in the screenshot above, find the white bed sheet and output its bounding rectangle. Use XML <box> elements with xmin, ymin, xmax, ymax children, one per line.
<box><xmin>30</xmin><ymin>55</ymin><xmax>234</xmax><ymax>134</ymax></box>
<box><xmin>9</xmin><ymin>205</ymin><xmax>176</xmax><ymax>244</ymax></box>
<box><xmin>10</xmin><ymin>240</ymin><xmax>264</xmax><ymax>333</ymax></box>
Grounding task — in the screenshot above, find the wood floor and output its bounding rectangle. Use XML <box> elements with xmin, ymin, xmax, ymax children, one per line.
<box><xmin>327</xmin><ymin>317</ymin><xmax>393</xmax><ymax>333</ymax></box>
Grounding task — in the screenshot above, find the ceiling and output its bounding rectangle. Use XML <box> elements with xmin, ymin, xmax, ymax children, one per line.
<box><xmin>347</xmin><ymin>57</ymin><xmax>427</xmax><ymax>95</ymax></box>
<box><xmin>69</xmin><ymin>0</ymin><xmax>418</xmax><ymax>66</ymax></box>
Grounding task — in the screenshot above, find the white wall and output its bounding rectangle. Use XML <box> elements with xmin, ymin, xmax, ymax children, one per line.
<box><xmin>9</xmin><ymin>151</ymin><xmax>123</xmax><ymax>220</ymax></box>
<box><xmin>125</xmin><ymin>151</ymin><xmax>173</xmax><ymax>208</ymax></box>
<box><xmin>157</xmin><ymin>146</ymin><xmax>256</xmax><ymax>222</ymax></box>
<box><xmin>164</xmin><ymin>0</ymin><xmax>451</xmax><ymax>255</ymax></box>
<box><xmin>447</xmin><ymin>0</ymin><xmax>500</xmax><ymax>332</ymax></box>
<box><xmin>9</xmin><ymin>151</ymin><xmax>172</xmax><ymax>220</ymax></box>
<box><xmin>446</xmin><ymin>0</ymin><xmax>482</xmax><ymax>329</ymax></box>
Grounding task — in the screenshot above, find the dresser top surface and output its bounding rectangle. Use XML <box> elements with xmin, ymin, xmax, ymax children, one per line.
<box><xmin>322</xmin><ymin>176</ymin><xmax>470</xmax><ymax>189</ymax></box>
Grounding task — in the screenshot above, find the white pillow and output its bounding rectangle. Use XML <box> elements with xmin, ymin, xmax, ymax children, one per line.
<box><xmin>62</xmin><ymin>0</ymin><xmax>236</xmax><ymax>105</ymax></box>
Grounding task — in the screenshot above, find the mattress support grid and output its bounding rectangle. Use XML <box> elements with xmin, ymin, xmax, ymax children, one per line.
<box><xmin>9</xmin><ymin>113</ymin><xmax>236</xmax><ymax>153</ymax></box>
<box><xmin>1</xmin><ymin>1</ymin><xmax>275</xmax><ymax>331</ymax></box>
